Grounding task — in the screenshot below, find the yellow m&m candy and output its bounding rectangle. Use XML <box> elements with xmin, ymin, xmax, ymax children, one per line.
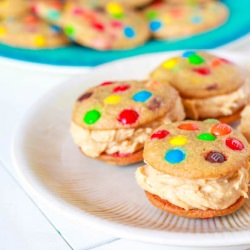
<box><xmin>162</xmin><ymin>57</ymin><xmax>178</xmax><ymax>69</ymax></box>
<box><xmin>104</xmin><ymin>95</ymin><xmax>122</xmax><ymax>104</ymax></box>
<box><xmin>169</xmin><ymin>135</ymin><xmax>187</xmax><ymax>146</ymax></box>
<box><xmin>34</xmin><ymin>34</ymin><xmax>46</xmax><ymax>47</ymax></box>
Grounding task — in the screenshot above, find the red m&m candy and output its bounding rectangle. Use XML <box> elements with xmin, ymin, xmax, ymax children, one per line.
<box><xmin>211</xmin><ymin>123</ymin><xmax>232</xmax><ymax>136</ymax></box>
<box><xmin>192</xmin><ymin>67</ymin><xmax>211</xmax><ymax>75</ymax></box>
<box><xmin>150</xmin><ymin>130</ymin><xmax>170</xmax><ymax>140</ymax></box>
<box><xmin>178</xmin><ymin>123</ymin><xmax>199</xmax><ymax>131</ymax></box>
<box><xmin>113</xmin><ymin>84</ymin><xmax>130</xmax><ymax>93</ymax></box>
<box><xmin>92</xmin><ymin>21</ymin><xmax>105</xmax><ymax>31</ymax></box>
<box><xmin>118</xmin><ymin>109</ymin><xmax>139</xmax><ymax>125</ymax></box>
<box><xmin>226</xmin><ymin>138</ymin><xmax>244</xmax><ymax>151</ymax></box>
<box><xmin>100</xmin><ymin>81</ymin><xmax>113</xmax><ymax>86</ymax></box>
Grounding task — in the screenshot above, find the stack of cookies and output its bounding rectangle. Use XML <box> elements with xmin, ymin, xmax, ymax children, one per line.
<box><xmin>0</xmin><ymin>0</ymin><xmax>229</xmax><ymax>50</ymax></box>
<box><xmin>70</xmin><ymin>50</ymin><xmax>250</xmax><ymax>219</ymax></box>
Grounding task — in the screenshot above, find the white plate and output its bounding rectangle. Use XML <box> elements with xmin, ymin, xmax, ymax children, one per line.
<box><xmin>12</xmin><ymin>50</ymin><xmax>250</xmax><ymax>247</ymax></box>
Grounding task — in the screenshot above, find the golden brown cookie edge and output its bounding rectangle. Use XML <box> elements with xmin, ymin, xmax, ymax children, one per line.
<box><xmin>145</xmin><ymin>191</ymin><xmax>245</xmax><ymax>218</ymax></box>
<box><xmin>79</xmin><ymin>147</ymin><xmax>143</xmax><ymax>166</ymax></box>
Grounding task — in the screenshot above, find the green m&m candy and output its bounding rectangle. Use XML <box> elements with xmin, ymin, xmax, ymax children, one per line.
<box><xmin>84</xmin><ymin>109</ymin><xmax>101</xmax><ymax>125</ymax></box>
<box><xmin>188</xmin><ymin>54</ymin><xmax>204</xmax><ymax>65</ymax></box>
<box><xmin>197</xmin><ymin>133</ymin><xmax>216</xmax><ymax>141</ymax></box>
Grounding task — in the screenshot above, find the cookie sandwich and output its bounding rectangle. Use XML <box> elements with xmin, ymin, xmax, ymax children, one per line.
<box><xmin>144</xmin><ymin>1</ymin><xmax>228</xmax><ymax>39</ymax></box>
<box><xmin>150</xmin><ymin>51</ymin><xmax>249</xmax><ymax>123</ymax></box>
<box><xmin>70</xmin><ymin>80</ymin><xmax>185</xmax><ymax>165</ymax></box>
<box><xmin>136</xmin><ymin>120</ymin><xmax>250</xmax><ymax>218</ymax></box>
<box><xmin>32</xmin><ymin>0</ymin><xmax>150</xmax><ymax>50</ymax></box>
<box><xmin>0</xmin><ymin>13</ymin><xmax>69</xmax><ymax>48</ymax></box>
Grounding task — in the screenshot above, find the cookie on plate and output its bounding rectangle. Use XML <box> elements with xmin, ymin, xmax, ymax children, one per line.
<box><xmin>0</xmin><ymin>14</ymin><xmax>70</xmax><ymax>49</ymax></box>
<box><xmin>238</xmin><ymin>105</ymin><xmax>250</xmax><ymax>143</ymax></box>
<box><xmin>136</xmin><ymin>120</ymin><xmax>250</xmax><ymax>218</ymax></box>
<box><xmin>150</xmin><ymin>51</ymin><xmax>250</xmax><ymax>122</ymax></box>
<box><xmin>33</xmin><ymin>1</ymin><xmax>150</xmax><ymax>50</ymax></box>
<box><xmin>144</xmin><ymin>1</ymin><xmax>228</xmax><ymax>39</ymax></box>
<box><xmin>70</xmin><ymin>80</ymin><xmax>185</xmax><ymax>165</ymax></box>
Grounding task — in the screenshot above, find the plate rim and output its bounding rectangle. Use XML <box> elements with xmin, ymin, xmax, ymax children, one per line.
<box><xmin>11</xmin><ymin>50</ymin><xmax>250</xmax><ymax>247</ymax></box>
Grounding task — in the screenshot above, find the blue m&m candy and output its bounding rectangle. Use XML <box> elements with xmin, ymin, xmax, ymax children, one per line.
<box><xmin>133</xmin><ymin>90</ymin><xmax>152</xmax><ymax>102</ymax></box>
<box><xmin>165</xmin><ymin>148</ymin><xmax>186</xmax><ymax>164</ymax></box>
<box><xmin>124</xmin><ymin>26</ymin><xmax>135</xmax><ymax>38</ymax></box>
<box><xmin>182</xmin><ymin>51</ymin><xmax>195</xmax><ymax>58</ymax></box>
<box><xmin>149</xmin><ymin>20</ymin><xmax>162</xmax><ymax>32</ymax></box>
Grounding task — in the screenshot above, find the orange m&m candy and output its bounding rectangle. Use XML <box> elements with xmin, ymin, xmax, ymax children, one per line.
<box><xmin>211</xmin><ymin>123</ymin><xmax>232</xmax><ymax>136</ymax></box>
<box><xmin>178</xmin><ymin>123</ymin><xmax>199</xmax><ymax>131</ymax></box>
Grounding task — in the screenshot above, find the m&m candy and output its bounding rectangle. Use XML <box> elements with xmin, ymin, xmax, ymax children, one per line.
<box><xmin>197</xmin><ymin>133</ymin><xmax>216</xmax><ymax>141</ymax></box>
<box><xmin>226</xmin><ymin>138</ymin><xmax>244</xmax><ymax>151</ymax></box>
<box><xmin>133</xmin><ymin>90</ymin><xmax>152</xmax><ymax>102</ymax></box>
<box><xmin>113</xmin><ymin>84</ymin><xmax>130</xmax><ymax>93</ymax></box>
<box><xmin>205</xmin><ymin>151</ymin><xmax>226</xmax><ymax>163</ymax></box>
<box><xmin>100</xmin><ymin>81</ymin><xmax>113</xmax><ymax>86</ymax></box>
<box><xmin>77</xmin><ymin>92</ymin><xmax>93</xmax><ymax>102</ymax></box>
<box><xmin>124</xmin><ymin>26</ymin><xmax>135</xmax><ymax>38</ymax></box>
<box><xmin>150</xmin><ymin>130</ymin><xmax>170</xmax><ymax>140</ymax></box>
<box><xmin>192</xmin><ymin>67</ymin><xmax>211</xmax><ymax>75</ymax></box>
<box><xmin>147</xmin><ymin>97</ymin><xmax>162</xmax><ymax>110</ymax></box>
<box><xmin>165</xmin><ymin>148</ymin><xmax>186</xmax><ymax>164</ymax></box>
<box><xmin>211</xmin><ymin>123</ymin><xmax>232</xmax><ymax>136</ymax></box>
<box><xmin>104</xmin><ymin>95</ymin><xmax>121</xmax><ymax>104</ymax></box>
<box><xmin>178</xmin><ymin>123</ymin><xmax>199</xmax><ymax>131</ymax></box>
<box><xmin>84</xmin><ymin>109</ymin><xmax>101</xmax><ymax>124</ymax></box>
<box><xmin>149</xmin><ymin>20</ymin><xmax>162</xmax><ymax>32</ymax></box>
<box><xmin>169</xmin><ymin>135</ymin><xmax>187</xmax><ymax>146</ymax></box>
<box><xmin>162</xmin><ymin>58</ymin><xmax>178</xmax><ymax>69</ymax></box>
<box><xmin>182</xmin><ymin>51</ymin><xmax>195</xmax><ymax>58</ymax></box>
<box><xmin>118</xmin><ymin>109</ymin><xmax>139</xmax><ymax>125</ymax></box>
<box><xmin>188</xmin><ymin>54</ymin><xmax>204</xmax><ymax>65</ymax></box>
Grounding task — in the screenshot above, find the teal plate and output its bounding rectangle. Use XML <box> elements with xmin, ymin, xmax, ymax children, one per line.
<box><xmin>0</xmin><ymin>0</ymin><xmax>249</xmax><ymax>67</ymax></box>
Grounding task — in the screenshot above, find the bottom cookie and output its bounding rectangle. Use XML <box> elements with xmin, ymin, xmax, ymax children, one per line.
<box><xmin>145</xmin><ymin>191</ymin><xmax>245</xmax><ymax>219</ymax></box>
<box><xmin>80</xmin><ymin>148</ymin><xmax>143</xmax><ymax>166</ymax></box>
<box><xmin>216</xmin><ymin>108</ymin><xmax>243</xmax><ymax>124</ymax></box>
<box><xmin>97</xmin><ymin>150</ymin><xmax>143</xmax><ymax>166</ymax></box>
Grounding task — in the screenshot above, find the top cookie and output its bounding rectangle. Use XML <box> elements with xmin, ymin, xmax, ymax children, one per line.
<box><xmin>143</xmin><ymin>120</ymin><xmax>250</xmax><ymax>179</ymax></box>
<box><xmin>0</xmin><ymin>13</ymin><xmax>70</xmax><ymax>49</ymax></box>
<box><xmin>72</xmin><ymin>80</ymin><xmax>180</xmax><ymax>130</ymax></box>
<box><xmin>150</xmin><ymin>51</ymin><xmax>246</xmax><ymax>98</ymax></box>
<box><xmin>32</xmin><ymin>0</ymin><xmax>150</xmax><ymax>50</ymax></box>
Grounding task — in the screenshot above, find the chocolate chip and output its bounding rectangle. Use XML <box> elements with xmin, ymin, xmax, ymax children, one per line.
<box><xmin>206</xmin><ymin>84</ymin><xmax>218</xmax><ymax>91</ymax></box>
<box><xmin>205</xmin><ymin>151</ymin><xmax>226</xmax><ymax>163</ymax></box>
<box><xmin>77</xmin><ymin>92</ymin><xmax>93</xmax><ymax>102</ymax></box>
<box><xmin>147</xmin><ymin>97</ymin><xmax>162</xmax><ymax>111</ymax></box>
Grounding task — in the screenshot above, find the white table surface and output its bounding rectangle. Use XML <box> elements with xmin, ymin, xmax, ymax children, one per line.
<box><xmin>1</xmin><ymin>37</ymin><xmax>250</xmax><ymax>250</ymax></box>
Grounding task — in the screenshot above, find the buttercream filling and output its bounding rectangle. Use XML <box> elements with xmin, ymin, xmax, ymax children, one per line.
<box><xmin>70</xmin><ymin>97</ymin><xmax>185</xmax><ymax>157</ymax></box>
<box><xmin>183</xmin><ymin>82</ymin><xmax>249</xmax><ymax>120</ymax></box>
<box><xmin>135</xmin><ymin>165</ymin><xmax>249</xmax><ymax>210</ymax></box>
